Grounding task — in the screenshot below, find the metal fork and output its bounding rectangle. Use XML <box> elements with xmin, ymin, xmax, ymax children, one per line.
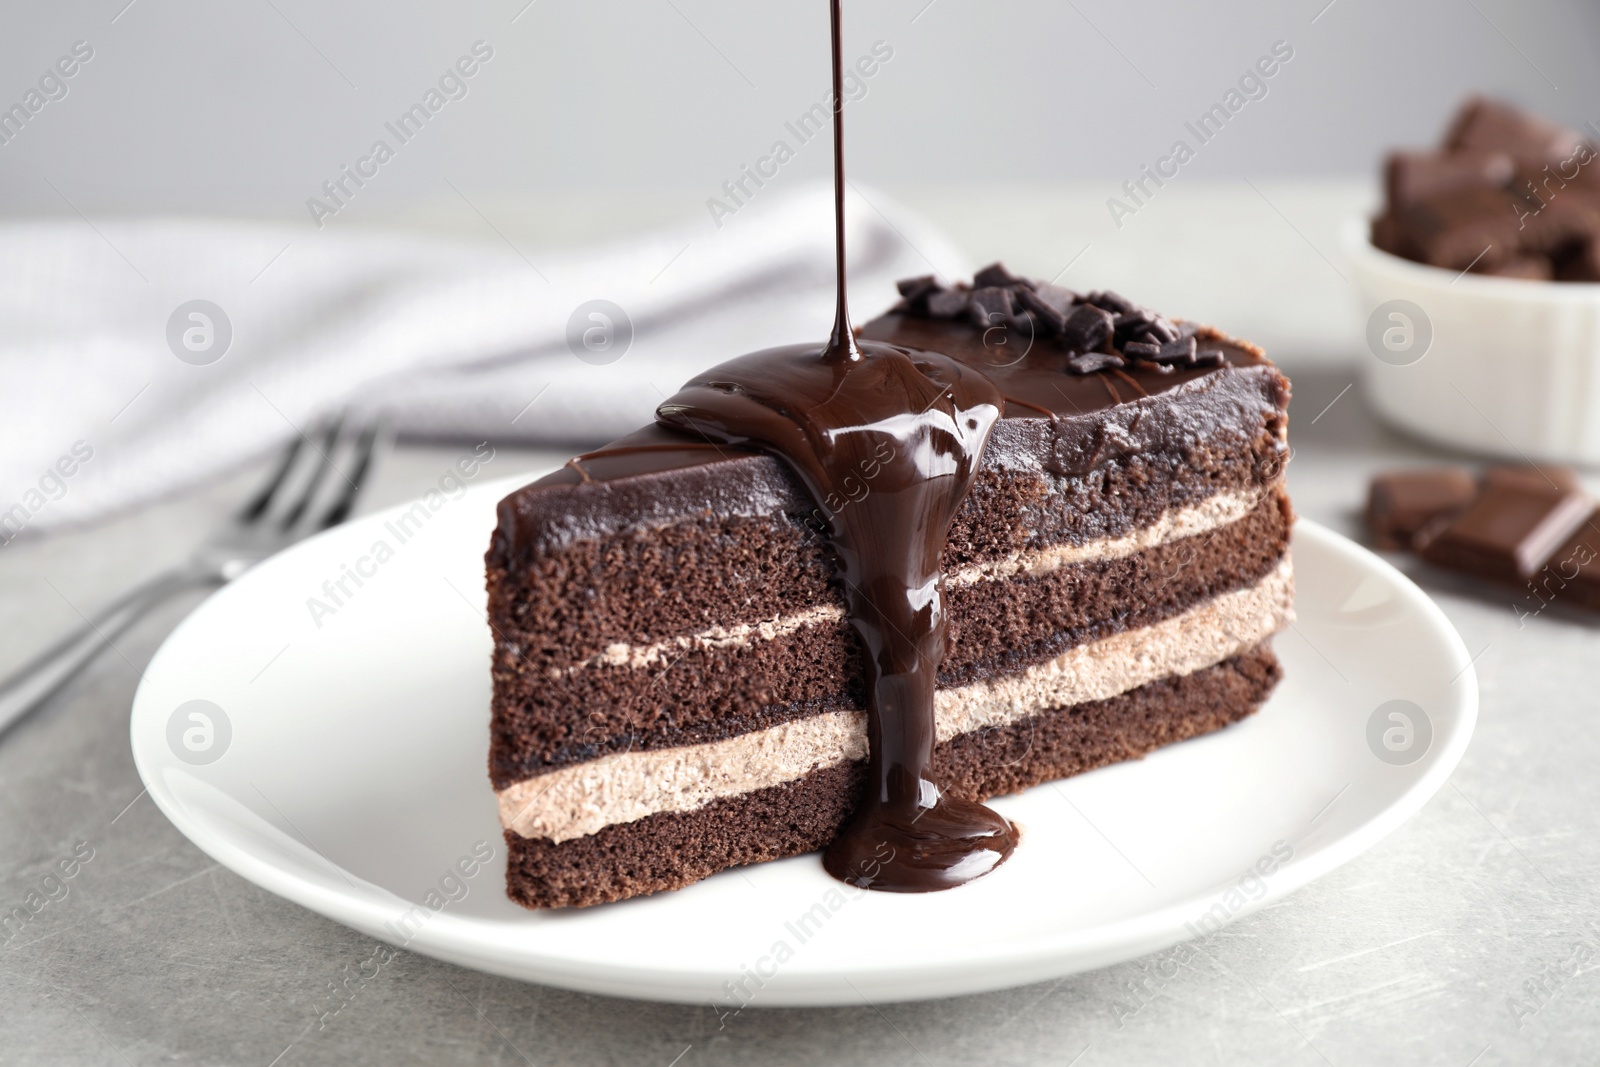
<box><xmin>0</xmin><ymin>414</ymin><xmax>386</xmax><ymax>738</ymax></box>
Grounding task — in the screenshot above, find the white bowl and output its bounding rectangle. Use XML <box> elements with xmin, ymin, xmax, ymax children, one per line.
<box><xmin>1345</xmin><ymin>221</ymin><xmax>1600</xmax><ymax>465</ymax></box>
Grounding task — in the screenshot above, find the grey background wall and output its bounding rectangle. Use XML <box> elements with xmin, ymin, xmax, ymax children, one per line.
<box><xmin>1</xmin><ymin>0</ymin><xmax>1596</xmax><ymax>225</ymax></box>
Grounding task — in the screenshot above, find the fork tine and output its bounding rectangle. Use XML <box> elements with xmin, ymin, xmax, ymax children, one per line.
<box><xmin>314</xmin><ymin>418</ymin><xmax>387</xmax><ymax>531</ymax></box>
<box><xmin>278</xmin><ymin>416</ymin><xmax>346</xmax><ymax>529</ymax></box>
<box><xmin>235</xmin><ymin>433</ymin><xmax>309</xmax><ymax>524</ymax></box>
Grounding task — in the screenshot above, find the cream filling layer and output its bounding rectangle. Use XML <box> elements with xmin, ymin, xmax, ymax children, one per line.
<box><xmin>499</xmin><ymin>557</ymin><xmax>1293</xmax><ymax>843</ymax></box>
<box><xmin>572</xmin><ymin>487</ymin><xmax>1266</xmax><ymax>673</ymax></box>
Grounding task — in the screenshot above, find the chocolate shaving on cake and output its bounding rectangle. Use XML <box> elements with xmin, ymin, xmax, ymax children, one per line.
<box><xmin>967</xmin><ymin>286</ymin><xmax>1016</xmax><ymax>328</ymax></box>
<box><xmin>895</xmin><ymin>264</ymin><xmax>1223</xmax><ymax>375</ymax></box>
<box><xmin>973</xmin><ymin>262</ymin><xmax>1033</xmax><ymax>290</ymax></box>
<box><xmin>893</xmin><ymin>274</ymin><xmax>943</xmax><ymax>314</ymax></box>
<box><xmin>1085</xmin><ymin>290</ymin><xmax>1138</xmax><ymax>315</ymax></box>
<box><xmin>1027</xmin><ymin>281</ymin><xmax>1079</xmax><ymax>314</ymax></box>
<box><xmin>1061</xmin><ymin>304</ymin><xmax>1114</xmax><ymax>352</ymax></box>
<box><xmin>1144</xmin><ymin>317</ymin><xmax>1181</xmax><ymax>344</ymax></box>
<box><xmin>925</xmin><ymin>288</ymin><xmax>970</xmax><ymax>319</ymax></box>
<box><xmin>1153</xmin><ymin>337</ymin><xmax>1198</xmax><ymax>365</ymax></box>
<box><xmin>1014</xmin><ymin>285</ymin><xmax>1068</xmax><ymax>334</ymax></box>
<box><xmin>1112</xmin><ymin>310</ymin><xmax>1154</xmax><ymax>345</ymax></box>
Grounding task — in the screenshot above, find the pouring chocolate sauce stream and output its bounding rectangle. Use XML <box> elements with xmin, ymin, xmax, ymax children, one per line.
<box><xmin>656</xmin><ymin>0</ymin><xmax>1018</xmax><ymax>891</ymax></box>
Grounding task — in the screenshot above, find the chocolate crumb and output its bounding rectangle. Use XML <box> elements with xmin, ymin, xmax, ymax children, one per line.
<box><xmin>1367</xmin><ymin>467</ymin><xmax>1477</xmax><ymax>550</ymax></box>
<box><xmin>1483</xmin><ymin>464</ymin><xmax>1581</xmax><ymax>494</ymax></box>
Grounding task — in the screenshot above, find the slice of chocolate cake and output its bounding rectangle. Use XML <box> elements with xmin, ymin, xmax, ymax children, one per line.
<box><xmin>484</xmin><ymin>272</ymin><xmax>1294</xmax><ymax>908</ymax></box>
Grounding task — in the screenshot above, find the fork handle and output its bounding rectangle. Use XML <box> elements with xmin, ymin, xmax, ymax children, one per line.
<box><xmin>0</xmin><ymin>568</ymin><xmax>219</xmax><ymax>737</ymax></box>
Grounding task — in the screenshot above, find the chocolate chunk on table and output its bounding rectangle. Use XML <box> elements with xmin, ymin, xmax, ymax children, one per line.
<box><xmin>1367</xmin><ymin>468</ymin><xmax>1478</xmax><ymax>550</ymax></box>
<box><xmin>1482</xmin><ymin>464</ymin><xmax>1581</xmax><ymax>495</ymax></box>
<box><xmin>1416</xmin><ymin>481</ymin><xmax>1592</xmax><ymax>584</ymax></box>
<box><xmin>1538</xmin><ymin>510</ymin><xmax>1600</xmax><ymax>611</ymax></box>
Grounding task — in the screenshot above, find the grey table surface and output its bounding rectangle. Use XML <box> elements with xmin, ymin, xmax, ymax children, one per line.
<box><xmin>3</xmin><ymin>366</ymin><xmax>1598</xmax><ymax>1067</ymax></box>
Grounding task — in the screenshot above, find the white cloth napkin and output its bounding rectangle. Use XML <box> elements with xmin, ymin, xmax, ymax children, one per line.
<box><xmin>0</xmin><ymin>184</ymin><xmax>967</xmax><ymax>534</ymax></box>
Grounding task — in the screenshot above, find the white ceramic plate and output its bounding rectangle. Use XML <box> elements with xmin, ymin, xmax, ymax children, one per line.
<box><xmin>130</xmin><ymin>473</ymin><xmax>1477</xmax><ymax>1006</ymax></box>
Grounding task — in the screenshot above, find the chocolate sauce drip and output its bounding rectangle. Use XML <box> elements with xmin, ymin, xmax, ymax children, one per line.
<box><xmin>822</xmin><ymin>0</ymin><xmax>860</xmax><ymax>368</ymax></box>
<box><xmin>655</xmin><ymin>0</ymin><xmax>1017</xmax><ymax>891</ymax></box>
<box><xmin>658</xmin><ymin>343</ymin><xmax>1018</xmax><ymax>890</ymax></box>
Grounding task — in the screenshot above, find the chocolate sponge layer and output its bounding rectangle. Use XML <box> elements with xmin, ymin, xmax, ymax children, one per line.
<box><xmin>489</xmin><ymin>485</ymin><xmax>1291</xmax><ymax>789</ymax></box>
<box><xmin>488</xmin><ymin>365</ymin><xmax>1289</xmax><ymax>648</ymax></box>
<box><xmin>505</xmin><ymin>643</ymin><xmax>1281</xmax><ymax>909</ymax></box>
<box><xmin>486</xmin><ymin>362</ymin><xmax>1291</xmax><ymax>792</ymax></box>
